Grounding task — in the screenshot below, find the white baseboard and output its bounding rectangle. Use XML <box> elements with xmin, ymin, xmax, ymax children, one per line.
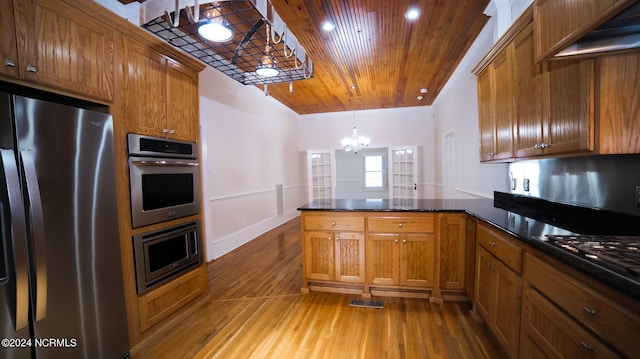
<box><xmin>206</xmin><ymin>209</ymin><xmax>300</xmax><ymax>261</ymax></box>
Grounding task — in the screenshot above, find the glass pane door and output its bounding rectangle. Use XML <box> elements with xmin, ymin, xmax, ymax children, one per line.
<box><xmin>307</xmin><ymin>150</ymin><xmax>334</xmax><ymax>201</ymax></box>
<box><xmin>390</xmin><ymin>146</ymin><xmax>418</xmax><ymax>200</ymax></box>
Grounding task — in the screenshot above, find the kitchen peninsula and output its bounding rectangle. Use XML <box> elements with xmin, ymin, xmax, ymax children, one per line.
<box><xmin>298</xmin><ymin>194</ymin><xmax>640</xmax><ymax>358</ymax></box>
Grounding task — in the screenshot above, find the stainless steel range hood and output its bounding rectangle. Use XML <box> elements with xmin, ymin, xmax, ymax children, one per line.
<box><xmin>556</xmin><ymin>1</ymin><xmax>640</xmax><ymax>58</ymax></box>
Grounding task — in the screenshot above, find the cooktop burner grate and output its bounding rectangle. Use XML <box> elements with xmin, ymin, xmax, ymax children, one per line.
<box><xmin>544</xmin><ymin>235</ymin><xmax>640</xmax><ymax>277</ymax></box>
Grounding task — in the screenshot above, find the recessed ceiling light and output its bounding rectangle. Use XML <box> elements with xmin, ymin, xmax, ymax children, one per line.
<box><xmin>405</xmin><ymin>8</ymin><xmax>420</xmax><ymax>20</ymax></box>
<box><xmin>420</xmin><ymin>88</ymin><xmax>428</xmax><ymax>93</ymax></box>
<box><xmin>322</xmin><ymin>21</ymin><xmax>335</xmax><ymax>31</ymax></box>
<box><xmin>417</xmin><ymin>95</ymin><xmax>424</xmax><ymax>101</ymax></box>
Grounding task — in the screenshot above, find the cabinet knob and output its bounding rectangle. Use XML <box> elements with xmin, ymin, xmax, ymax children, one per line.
<box><xmin>579</xmin><ymin>342</ymin><xmax>594</xmax><ymax>352</ymax></box>
<box><xmin>169</xmin><ymin>129</ymin><xmax>176</xmax><ymax>134</ymax></box>
<box><xmin>583</xmin><ymin>307</ymin><xmax>597</xmax><ymax>316</ymax></box>
<box><xmin>331</xmin><ymin>221</ymin><xmax>336</xmax><ymax>226</ymax></box>
<box><xmin>175</xmin><ymin>282</ymin><xmax>181</xmax><ymax>288</ymax></box>
<box><xmin>402</xmin><ymin>239</ymin><xmax>407</xmax><ymax>244</ymax></box>
<box><xmin>489</xmin><ymin>241</ymin><xmax>495</xmax><ymax>247</ymax></box>
<box><xmin>335</xmin><ymin>236</ymin><xmax>340</xmax><ymax>241</ymax></box>
<box><xmin>26</xmin><ymin>65</ymin><xmax>37</xmax><ymax>73</ymax></box>
<box><xmin>162</xmin><ymin>128</ymin><xmax>168</xmax><ymax>134</ymax></box>
<box><xmin>534</xmin><ymin>144</ymin><xmax>540</xmax><ymax>149</ymax></box>
<box><xmin>4</xmin><ymin>59</ymin><xmax>16</xmax><ymax>67</ymax></box>
<box><xmin>328</xmin><ymin>237</ymin><xmax>332</xmax><ymax>241</ymax></box>
<box><xmin>540</xmin><ymin>143</ymin><xmax>548</xmax><ymax>149</ymax></box>
<box><xmin>394</xmin><ymin>239</ymin><xmax>399</xmax><ymax>244</ymax></box>
<box><xmin>398</xmin><ymin>223</ymin><xmax>403</xmax><ymax>228</ymax></box>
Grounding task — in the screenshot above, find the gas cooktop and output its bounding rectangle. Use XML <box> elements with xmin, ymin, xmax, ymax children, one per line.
<box><xmin>544</xmin><ymin>235</ymin><xmax>640</xmax><ymax>278</ymax></box>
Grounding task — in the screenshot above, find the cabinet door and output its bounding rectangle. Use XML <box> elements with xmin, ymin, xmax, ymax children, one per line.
<box><xmin>543</xmin><ymin>59</ymin><xmax>594</xmax><ymax>155</ymax></box>
<box><xmin>477</xmin><ymin>66</ymin><xmax>496</xmax><ymax>161</ymax></box>
<box><xmin>401</xmin><ymin>233</ymin><xmax>435</xmax><ymax>287</ymax></box>
<box><xmin>513</xmin><ymin>23</ymin><xmax>545</xmax><ymax>158</ymax></box>
<box><xmin>367</xmin><ymin>233</ymin><xmax>400</xmax><ymax>285</ymax></box>
<box><xmin>464</xmin><ymin>218</ymin><xmax>476</xmax><ymax>301</ymax></box>
<box><xmin>335</xmin><ymin>232</ymin><xmax>365</xmax><ymax>283</ymax></box>
<box><xmin>304</xmin><ymin>231</ymin><xmax>335</xmax><ymax>281</ymax></box>
<box><xmin>534</xmin><ymin>0</ymin><xmax>635</xmax><ymax>61</ymax></box>
<box><xmin>439</xmin><ymin>214</ymin><xmax>466</xmax><ymax>290</ymax></box>
<box><xmin>492</xmin><ymin>48</ymin><xmax>514</xmax><ymax>161</ymax></box>
<box><xmin>167</xmin><ymin>61</ymin><xmax>199</xmax><ymax>142</ymax></box>
<box><xmin>493</xmin><ymin>260</ymin><xmax>522</xmax><ymax>359</ymax></box>
<box><xmin>523</xmin><ymin>287</ymin><xmax>619</xmax><ymax>359</ymax></box>
<box><xmin>597</xmin><ymin>52</ymin><xmax>640</xmax><ymax>154</ymax></box>
<box><xmin>474</xmin><ymin>246</ymin><xmax>497</xmax><ymax>322</ymax></box>
<box><xmin>125</xmin><ymin>39</ymin><xmax>168</xmax><ymax>138</ymax></box>
<box><xmin>0</xmin><ymin>0</ymin><xmax>18</xmax><ymax>78</ymax></box>
<box><xmin>16</xmin><ymin>0</ymin><xmax>115</xmax><ymax>101</ymax></box>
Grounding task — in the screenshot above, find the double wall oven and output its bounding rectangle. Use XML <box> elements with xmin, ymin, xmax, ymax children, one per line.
<box><xmin>127</xmin><ymin>133</ymin><xmax>203</xmax><ymax>293</ymax></box>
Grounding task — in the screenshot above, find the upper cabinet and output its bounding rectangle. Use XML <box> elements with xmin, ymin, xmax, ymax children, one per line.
<box><xmin>534</xmin><ymin>0</ymin><xmax>638</xmax><ymax>61</ymax></box>
<box><xmin>475</xmin><ymin>4</ymin><xmax>640</xmax><ymax>161</ymax></box>
<box><xmin>0</xmin><ymin>0</ymin><xmax>19</xmax><ymax>78</ymax></box>
<box><xmin>512</xmin><ymin>23</ymin><xmax>595</xmax><ymax>158</ymax></box>
<box><xmin>477</xmin><ymin>49</ymin><xmax>514</xmax><ymax>162</ymax></box>
<box><xmin>2</xmin><ymin>0</ymin><xmax>115</xmax><ymax>102</ymax></box>
<box><xmin>124</xmin><ymin>39</ymin><xmax>199</xmax><ymax>142</ymax></box>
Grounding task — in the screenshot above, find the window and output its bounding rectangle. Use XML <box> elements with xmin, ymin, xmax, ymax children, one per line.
<box><xmin>364</xmin><ymin>155</ymin><xmax>385</xmax><ymax>188</ymax></box>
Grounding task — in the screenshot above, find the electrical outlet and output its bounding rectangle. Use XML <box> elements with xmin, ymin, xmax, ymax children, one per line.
<box><xmin>636</xmin><ymin>185</ymin><xmax>640</xmax><ymax>207</ymax></box>
<box><xmin>524</xmin><ymin>179</ymin><xmax>530</xmax><ymax>192</ymax></box>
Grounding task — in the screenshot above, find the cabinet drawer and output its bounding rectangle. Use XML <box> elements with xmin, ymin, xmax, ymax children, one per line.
<box><xmin>138</xmin><ymin>266</ymin><xmax>206</xmax><ymax>332</ymax></box>
<box><xmin>476</xmin><ymin>224</ymin><xmax>522</xmax><ymax>273</ymax></box>
<box><xmin>368</xmin><ymin>216</ymin><xmax>435</xmax><ymax>233</ymax></box>
<box><xmin>525</xmin><ymin>254</ymin><xmax>640</xmax><ymax>357</ymax></box>
<box><xmin>304</xmin><ymin>216</ymin><xmax>364</xmax><ymax>231</ymax></box>
<box><xmin>523</xmin><ymin>286</ymin><xmax>619</xmax><ymax>359</ymax></box>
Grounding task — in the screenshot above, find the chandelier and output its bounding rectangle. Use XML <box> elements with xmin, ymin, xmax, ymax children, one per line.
<box><xmin>341</xmin><ymin>113</ymin><xmax>370</xmax><ymax>153</ymax></box>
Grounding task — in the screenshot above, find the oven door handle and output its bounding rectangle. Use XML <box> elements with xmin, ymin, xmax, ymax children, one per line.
<box><xmin>131</xmin><ymin>160</ymin><xmax>199</xmax><ymax>167</ymax></box>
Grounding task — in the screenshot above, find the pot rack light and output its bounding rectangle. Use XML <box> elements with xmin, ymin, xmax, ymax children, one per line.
<box><xmin>256</xmin><ymin>23</ymin><xmax>280</xmax><ymax>77</ymax></box>
<box><xmin>197</xmin><ymin>5</ymin><xmax>233</xmax><ymax>42</ymax></box>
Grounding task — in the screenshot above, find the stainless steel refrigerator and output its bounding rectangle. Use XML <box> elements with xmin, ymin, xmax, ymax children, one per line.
<box><xmin>0</xmin><ymin>92</ymin><xmax>129</xmax><ymax>358</ymax></box>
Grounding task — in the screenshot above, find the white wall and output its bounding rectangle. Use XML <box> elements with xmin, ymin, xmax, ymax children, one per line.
<box><xmin>431</xmin><ymin>14</ymin><xmax>509</xmax><ymax>199</ymax></box>
<box><xmin>298</xmin><ymin>107</ymin><xmax>438</xmax><ymax>198</ymax></box>
<box><xmin>200</xmin><ymin>68</ymin><xmax>304</xmax><ymax>261</ymax></box>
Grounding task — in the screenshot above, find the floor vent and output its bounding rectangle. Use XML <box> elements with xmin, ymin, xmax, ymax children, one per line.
<box><xmin>348</xmin><ymin>299</ymin><xmax>384</xmax><ymax>309</ymax></box>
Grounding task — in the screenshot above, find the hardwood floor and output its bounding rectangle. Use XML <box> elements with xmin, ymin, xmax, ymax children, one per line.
<box><xmin>130</xmin><ymin>218</ymin><xmax>507</xmax><ymax>358</ymax></box>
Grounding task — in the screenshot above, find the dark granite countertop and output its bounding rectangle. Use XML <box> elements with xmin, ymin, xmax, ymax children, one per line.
<box><xmin>298</xmin><ymin>194</ymin><xmax>640</xmax><ymax>300</ymax></box>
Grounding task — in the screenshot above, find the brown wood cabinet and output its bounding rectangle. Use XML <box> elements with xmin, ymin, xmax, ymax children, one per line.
<box><xmin>513</xmin><ymin>22</ymin><xmax>596</xmax><ymax>158</ymax></box>
<box><xmin>0</xmin><ymin>0</ymin><xmax>19</xmax><ymax>79</ymax></box>
<box><xmin>301</xmin><ymin>214</ymin><xmax>366</xmax><ymax>292</ymax></box>
<box><xmin>124</xmin><ymin>39</ymin><xmax>199</xmax><ymax>142</ymax></box>
<box><xmin>464</xmin><ymin>218</ymin><xmax>476</xmax><ymax>301</ymax></box>
<box><xmin>475</xmin><ymin>5</ymin><xmax>640</xmax><ymax>161</ymax></box>
<box><xmin>533</xmin><ymin>0</ymin><xmax>637</xmax><ymax>61</ymax></box>
<box><xmin>3</xmin><ymin>0</ymin><xmax>115</xmax><ymax>101</ymax></box>
<box><xmin>474</xmin><ymin>224</ymin><xmax>523</xmax><ymax>359</ymax></box>
<box><xmin>477</xmin><ymin>48</ymin><xmax>513</xmax><ymax>162</ymax></box>
<box><xmin>138</xmin><ymin>266</ymin><xmax>207</xmax><ymax>333</ymax></box>
<box><xmin>597</xmin><ymin>51</ymin><xmax>640</xmax><ymax>154</ymax></box>
<box><xmin>367</xmin><ymin>215</ymin><xmax>436</xmax><ymax>291</ymax></box>
<box><xmin>522</xmin><ymin>253</ymin><xmax>640</xmax><ymax>358</ymax></box>
<box><xmin>438</xmin><ymin>214</ymin><xmax>467</xmax><ymax>293</ymax></box>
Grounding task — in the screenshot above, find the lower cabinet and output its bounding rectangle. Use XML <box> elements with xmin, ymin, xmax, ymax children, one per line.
<box><xmin>137</xmin><ymin>265</ymin><xmax>207</xmax><ymax>332</ymax></box>
<box><xmin>474</xmin><ymin>223</ymin><xmax>523</xmax><ymax>359</ymax></box>
<box><xmin>301</xmin><ymin>213</ymin><xmax>366</xmax><ymax>292</ymax></box>
<box><xmin>522</xmin><ymin>253</ymin><xmax>640</xmax><ymax>358</ymax></box>
<box><xmin>367</xmin><ymin>214</ymin><xmax>436</xmax><ymax>293</ymax></box>
<box><xmin>303</xmin><ymin>230</ymin><xmax>365</xmax><ymax>283</ymax></box>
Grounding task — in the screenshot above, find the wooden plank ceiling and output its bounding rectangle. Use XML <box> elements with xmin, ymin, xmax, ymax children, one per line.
<box><xmin>121</xmin><ymin>0</ymin><xmax>490</xmax><ymax>114</ymax></box>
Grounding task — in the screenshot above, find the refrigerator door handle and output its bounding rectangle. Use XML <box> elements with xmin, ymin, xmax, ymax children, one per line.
<box><xmin>19</xmin><ymin>150</ymin><xmax>47</xmax><ymax>321</ymax></box>
<box><xmin>0</xmin><ymin>149</ymin><xmax>30</xmax><ymax>330</ymax></box>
